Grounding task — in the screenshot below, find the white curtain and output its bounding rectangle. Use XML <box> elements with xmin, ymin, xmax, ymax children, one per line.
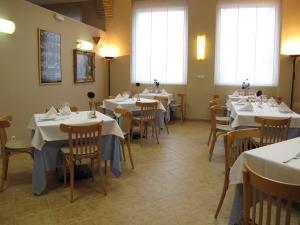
<box><xmin>131</xmin><ymin>0</ymin><xmax>188</xmax><ymax>84</ymax></box>
<box><xmin>214</xmin><ymin>0</ymin><xmax>280</xmax><ymax>86</ymax></box>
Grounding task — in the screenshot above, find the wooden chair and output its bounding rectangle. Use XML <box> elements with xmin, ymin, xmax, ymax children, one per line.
<box><xmin>46</xmin><ymin>106</ymin><xmax>78</xmax><ymax>112</ymax></box>
<box><xmin>207</xmin><ymin>100</ymin><xmax>230</xmax><ymax>146</ymax></box>
<box><xmin>154</xmin><ymin>96</ymin><xmax>169</xmax><ymax>134</ymax></box>
<box><xmin>213</xmin><ymin>94</ymin><xmax>220</xmax><ymax>100</ymax></box>
<box><xmin>0</xmin><ymin>115</ymin><xmax>33</xmax><ymax>192</ymax></box>
<box><xmin>60</xmin><ymin>122</ymin><xmax>106</xmax><ymax>202</ymax></box>
<box><xmin>214</xmin><ymin>128</ymin><xmax>260</xmax><ymax>219</ymax></box>
<box><xmin>254</xmin><ymin>117</ymin><xmax>291</xmax><ymax>146</ymax></box>
<box><xmin>209</xmin><ymin>105</ymin><xmax>233</xmax><ymax>161</ymax></box>
<box><xmin>133</xmin><ymin>101</ymin><xmax>159</xmax><ymax>144</ymax></box>
<box><xmin>274</xmin><ymin>96</ymin><xmax>283</xmax><ymax>104</ymax></box>
<box><xmin>243</xmin><ymin>162</ymin><xmax>300</xmax><ymax>225</ymax></box>
<box><xmin>89</xmin><ymin>101</ymin><xmax>101</xmax><ymax>110</ymax></box>
<box><xmin>114</xmin><ymin>108</ymin><xmax>134</xmax><ymax>169</ymax></box>
<box><xmin>170</xmin><ymin>94</ymin><xmax>184</xmax><ymax>121</ymax></box>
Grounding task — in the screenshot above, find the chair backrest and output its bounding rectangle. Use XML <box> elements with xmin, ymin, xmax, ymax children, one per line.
<box><xmin>89</xmin><ymin>101</ymin><xmax>101</xmax><ymax>110</ymax></box>
<box><xmin>154</xmin><ymin>96</ymin><xmax>168</xmax><ymax>110</ymax></box>
<box><xmin>210</xmin><ymin>105</ymin><xmax>226</xmax><ymax>129</ymax></box>
<box><xmin>209</xmin><ymin>99</ymin><xmax>218</xmax><ymax>107</ymax></box>
<box><xmin>243</xmin><ymin>162</ymin><xmax>300</xmax><ymax>225</ymax></box>
<box><xmin>136</xmin><ymin>101</ymin><xmax>157</xmax><ymax>121</ymax></box>
<box><xmin>177</xmin><ymin>94</ymin><xmax>184</xmax><ymax>106</ymax></box>
<box><xmin>224</xmin><ymin>128</ymin><xmax>260</xmax><ymax>175</ymax></box>
<box><xmin>60</xmin><ymin>122</ymin><xmax>103</xmax><ymax>159</ymax></box>
<box><xmin>213</xmin><ymin>94</ymin><xmax>219</xmax><ymax>100</ymax></box>
<box><xmin>254</xmin><ymin>117</ymin><xmax>291</xmax><ymax>146</ymax></box>
<box><xmin>0</xmin><ymin>115</ymin><xmax>12</xmax><ymax>149</ymax></box>
<box><xmin>114</xmin><ymin>107</ymin><xmax>132</xmax><ymax>134</ymax></box>
<box><xmin>274</xmin><ymin>96</ymin><xmax>283</xmax><ymax>104</ymax></box>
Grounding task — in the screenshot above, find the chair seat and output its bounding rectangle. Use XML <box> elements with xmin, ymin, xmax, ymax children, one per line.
<box><xmin>5</xmin><ymin>139</ymin><xmax>32</xmax><ymax>150</ymax></box>
<box><xmin>216</xmin><ymin>116</ymin><xmax>230</xmax><ymax>123</ymax></box>
<box><xmin>216</xmin><ymin>124</ymin><xmax>233</xmax><ymax>131</ymax></box>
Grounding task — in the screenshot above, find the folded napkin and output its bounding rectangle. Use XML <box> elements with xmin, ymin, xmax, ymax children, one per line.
<box><xmin>142</xmin><ymin>89</ymin><xmax>150</xmax><ymax>94</ymax></box>
<box><xmin>62</xmin><ymin>105</ymin><xmax>72</xmax><ymax>115</ymax></box>
<box><xmin>43</xmin><ymin>107</ymin><xmax>57</xmax><ymax>120</ymax></box>
<box><xmin>232</xmin><ymin>91</ymin><xmax>239</xmax><ymax>97</ymax></box>
<box><xmin>267</xmin><ymin>97</ymin><xmax>278</xmax><ymax>107</ymax></box>
<box><xmin>161</xmin><ymin>89</ymin><xmax>168</xmax><ymax>95</ymax></box>
<box><xmin>115</xmin><ymin>93</ymin><xmax>122</xmax><ymax>99</ymax></box>
<box><xmin>122</xmin><ymin>93</ymin><xmax>130</xmax><ymax>99</ymax></box>
<box><xmin>278</xmin><ymin>102</ymin><xmax>293</xmax><ymax>113</ymax></box>
<box><xmin>239</xmin><ymin>102</ymin><xmax>253</xmax><ymax>112</ymax></box>
<box><xmin>235</xmin><ymin>98</ymin><xmax>247</xmax><ymax>105</ymax></box>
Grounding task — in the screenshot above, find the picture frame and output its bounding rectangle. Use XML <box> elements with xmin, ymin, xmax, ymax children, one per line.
<box><xmin>38</xmin><ymin>29</ymin><xmax>62</xmax><ymax>85</ymax></box>
<box><xmin>73</xmin><ymin>50</ymin><xmax>95</xmax><ymax>83</ymax></box>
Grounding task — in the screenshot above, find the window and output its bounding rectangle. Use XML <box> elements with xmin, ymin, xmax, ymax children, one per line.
<box><xmin>131</xmin><ymin>0</ymin><xmax>188</xmax><ymax>84</ymax></box>
<box><xmin>214</xmin><ymin>0</ymin><xmax>280</xmax><ymax>86</ymax></box>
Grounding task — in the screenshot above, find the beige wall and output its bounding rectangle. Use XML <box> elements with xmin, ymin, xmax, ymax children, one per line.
<box><xmin>0</xmin><ymin>0</ymin><xmax>107</xmax><ymax>140</ymax></box>
<box><xmin>106</xmin><ymin>0</ymin><xmax>300</xmax><ymax>119</ymax></box>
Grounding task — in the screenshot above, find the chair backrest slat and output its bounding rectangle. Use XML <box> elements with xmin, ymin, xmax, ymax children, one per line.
<box><xmin>255</xmin><ymin>117</ymin><xmax>291</xmax><ymax>146</ymax></box>
<box><xmin>243</xmin><ymin>162</ymin><xmax>300</xmax><ymax>225</ymax></box>
<box><xmin>136</xmin><ymin>102</ymin><xmax>157</xmax><ymax>122</ymax></box>
<box><xmin>60</xmin><ymin>122</ymin><xmax>103</xmax><ymax>160</ymax></box>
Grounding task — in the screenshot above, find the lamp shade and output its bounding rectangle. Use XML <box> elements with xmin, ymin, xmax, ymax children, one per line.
<box><xmin>0</xmin><ymin>18</ymin><xmax>16</xmax><ymax>34</ymax></box>
<box><xmin>197</xmin><ymin>35</ymin><xmax>206</xmax><ymax>60</ymax></box>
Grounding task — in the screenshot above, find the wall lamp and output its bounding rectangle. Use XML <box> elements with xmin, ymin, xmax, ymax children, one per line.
<box><xmin>197</xmin><ymin>35</ymin><xmax>206</xmax><ymax>61</ymax></box>
<box><xmin>76</xmin><ymin>40</ymin><xmax>94</xmax><ymax>51</ymax></box>
<box><xmin>0</xmin><ymin>18</ymin><xmax>16</xmax><ymax>34</ymax></box>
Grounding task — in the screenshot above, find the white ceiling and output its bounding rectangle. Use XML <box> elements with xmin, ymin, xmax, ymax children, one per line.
<box><xmin>27</xmin><ymin>0</ymin><xmax>91</xmax><ymax>5</ymax></box>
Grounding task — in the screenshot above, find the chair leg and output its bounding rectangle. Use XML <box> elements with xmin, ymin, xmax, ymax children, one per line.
<box><xmin>209</xmin><ymin>133</ymin><xmax>217</xmax><ymax>161</ymax></box>
<box><xmin>1</xmin><ymin>152</ymin><xmax>9</xmax><ymax>192</ymax></box>
<box><xmin>214</xmin><ymin>176</ymin><xmax>229</xmax><ymax>218</ymax></box>
<box><xmin>126</xmin><ymin>139</ymin><xmax>134</xmax><ymax>169</ymax></box>
<box><xmin>207</xmin><ymin>129</ymin><xmax>213</xmax><ymax>146</ymax></box>
<box><xmin>63</xmin><ymin>156</ymin><xmax>67</xmax><ymax>188</ymax></box>
<box><xmin>98</xmin><ymin>159</ymin><xmax>107</xmax><ymax>195</ymax></box>
<box><xmin>164</xmin><ymin>116</ymin><xmax>169</xmax><ymax>134</ymax></box>
<box><xmin>139</xmin><ymin>122</ymin><xmax>143</xmax><ymax>145</ymax></box>
<box><xmin>181</xmin><ymin>107</ymin><xmax>184</xmax><ymax>122</ymax></box>
<box><xmin>154</xmin><ymin>122</ymin><xmax>159</xmax><ymax>144</ymax></box>
<box><xmin>70</xmin><ymin>161</ymin><xmax>74</xmax><ymax>203</ymax></box>
<box><xmin>4</xmin><ymin>154</ymin><xmax>9</xmax><ymax>181</ymax></box>
<box><xmin>91</xmin><ymin>158</ymin><xmax>95</xmax><ymax>182</ymax></box>
<box><xmin>104</xmin><ymin>160</ymin><xmax>109</xmax><ymax>177</ymax></box>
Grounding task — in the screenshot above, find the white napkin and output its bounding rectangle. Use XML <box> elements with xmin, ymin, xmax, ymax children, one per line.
<box><xmin>115</xmin><ymin>93</ymin><xmax>122</xmax><ymax>99</ymax></box>
<box><xmin>267</xmin><ymin>97</ymin><xmax>278</xmax><ymax>107</ymax></box>
<box><xmin>142</xmin><ymin>89</ymin><xmax>150</xmax><ymax>94</ymax></box>
<box><xmin>62</xmin><ymin>105</ymin><xmax>72</xmax><ymax>115</ymax></box>
<box><xmin>239</xmin><ymin>102</ymin><xmax>253</xmax><ymax>112</ymax></box>
<box><xmin>161</xmin><ymin>89</ymin><xmax>168</xmax><ymax>95</ymax></box>
<box><xmin>232</xmin><ymin>91</ymin><xmax>239</xmax><ymax>97</ymax></box>
<box><xmin>235</xmin><ymin>98</ymin><xmax>247</xmax><ymax>105</ymax></box>
<box><xmin>43</xmin><ymin>107</ymin><xmax>57</xmax><ymax>120</ymax></box>
<box><xmin>278</xmin><ymin>102</ymin><xmax>293</xmax><ymax>113</ymax></box>
<box><xmin>122</xmin><ymin>93</ymin><xmax>130</xmax><ymax>100</ymax></box>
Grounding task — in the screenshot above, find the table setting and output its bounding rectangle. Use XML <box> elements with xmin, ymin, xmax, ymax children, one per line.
<box><xmin>27</xmin><ymin>110</ymin><xmax>124</xmax><ymax>195</ymax></box>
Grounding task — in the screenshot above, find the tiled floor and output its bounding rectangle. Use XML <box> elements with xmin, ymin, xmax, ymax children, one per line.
<box><xmin>0</xmin><ymin>121</ymin><xmax>234</xmax><ymax>225</ymax></box>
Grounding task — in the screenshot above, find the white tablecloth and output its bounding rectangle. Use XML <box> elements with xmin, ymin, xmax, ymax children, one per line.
<box><xmin>28</xmin><ymin>111</ymin><xmax>124</xmax><ymax>150</ymax></box>
<box><xmin>228</xmin><ymin>101</ymin><xmax>300</xmax><ymax>128</ymax></box>
<box><xmin>230</xmin><ymin>137</ymin><xmax>300</xmax><ymax>185</ymax></box>
<box><xmin>139</xmin><ymin>93</ymin><xmax>174</xmax><ymax>104</ymax></box>
<box><xmin>103</xmin><ymin>97</ymin><xmax>166</xmax><ymax>112</ymax></box>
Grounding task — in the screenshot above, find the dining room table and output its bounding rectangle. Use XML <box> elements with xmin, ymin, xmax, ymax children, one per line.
<box><xmin>139</xmin><ymin>92</ymin><xmax>174</xmax><ymax>105</ymax></box>
<box><xmin>102</xmin><ymin>97</ymin><xmax>167</xmax><ymax>128</ymax></box>
<box><xmin>227</xmin><ymin>98</ymin><xmax>300</xmax><ymax>138</ymax></box>
<box><xmin>228</xmin><ymin>137</ymin><xmax>300</xmax><ymax>225</ymax></box>
<box><xmin>27</xmin><ymin>111</ymin><xmax>124</xmax><ymax>195</ymax></box>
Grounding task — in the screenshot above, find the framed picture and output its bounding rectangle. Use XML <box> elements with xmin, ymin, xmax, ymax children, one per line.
<box><xmin>38</xmin><ymin>29</ymin><xmax>62</xmax><ymax>85</ymax></box>
<box><xmin>73</xmin><ymin>50</ymin><xmax>95</xmax><ymax>83</ymax></box>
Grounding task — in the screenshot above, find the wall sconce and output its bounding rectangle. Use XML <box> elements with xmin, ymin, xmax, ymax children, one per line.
<box><xmin>76</xmin><ymin>40</ymin><xmax>94</xmax><ymax>51</ymax></box>
<box><xmin>0</xmin><ymin>18</ymin><xmax>16</xmax><ymax>34</ymax></box>
<box><xmin>197</xmin><ymin>35</ymin><xmax>206</xmax><ymax>61</ymax></box>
